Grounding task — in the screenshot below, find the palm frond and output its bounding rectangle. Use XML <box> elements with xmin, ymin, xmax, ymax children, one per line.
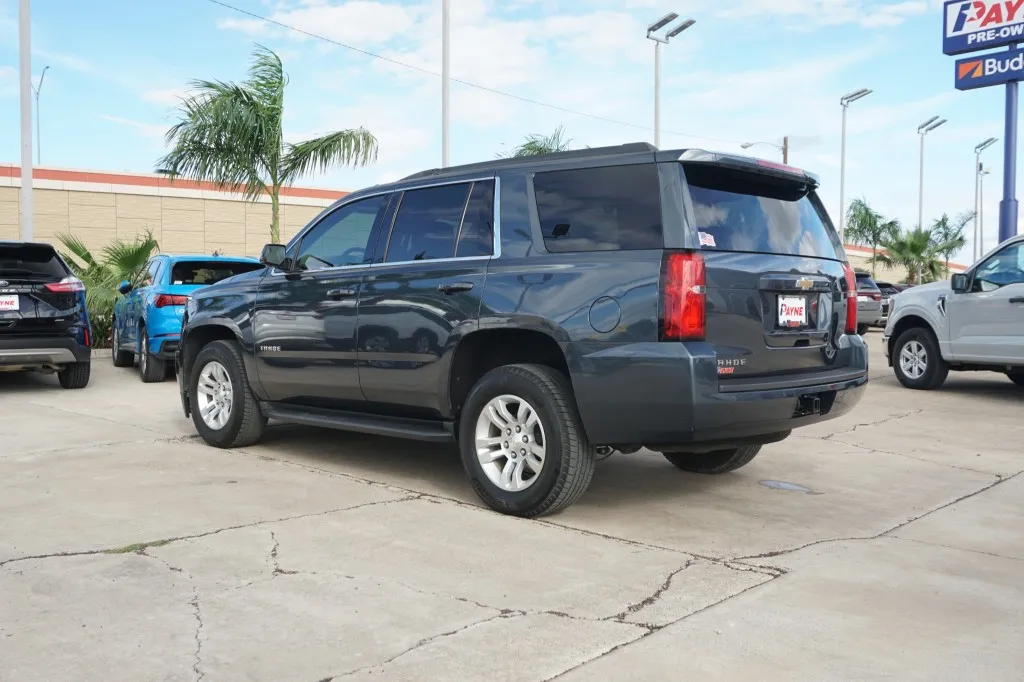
<box><xmin>502</xmin><ymin>126</ymin><xmax>573</xmax><ymax>158</ymax></box>
<box><xmin>56</xmin><ymin>232</ymin><xmax>100</xmax><ymax>272</ymax></box>
<box><xmin>102</xmin><ymin>231</ymin><xmax>159</xmax><ymax>276</ymax></box>
<box><xmin>281</xmin><ymin>128</ymin><xmax>379</xmax><ymax>182</ymax></box>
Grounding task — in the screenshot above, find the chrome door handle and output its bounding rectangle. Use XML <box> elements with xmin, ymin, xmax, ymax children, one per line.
<box><xmin>327</xmin><ymin>287</ymin><xmax>357</xmax><ymax>299</ymax></box>
<box><xmin>438</xmin><ymin>282</ymin><xmax>474</xmax><ymax>295</ymax></box>
<box><xmin>1010</xmin><ymin>297</ymin><xmax>1024</xmax><ymax>304</ymax></box>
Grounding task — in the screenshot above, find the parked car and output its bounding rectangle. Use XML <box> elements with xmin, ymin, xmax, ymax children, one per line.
<box><xmin>884</xmin><ymin>234</ymin><xmax>1024</xmax><ymax>389</ymax></box>
<box><xmin>854</xmin><ymin>272</ymin><xmax>882</xmax><ymax>334</ymax></box>
<box><xmin>0</xmin><ymin>240</ymin><xmax>92</xmax><ymax>388</ymax></box>
<box><xmin>873</xmin><ymin>280</ymin><xmax>903</xmax><ymax>327</ymax></box>
<box><xmin>112</xmin><ymin>254</ymin><xmax>263</xmax><ymax>382</ymax></box>
<box><xmin>176</xmin><ymin>143</ymin><xmax>868</xmax><ymax>517</ymax></box>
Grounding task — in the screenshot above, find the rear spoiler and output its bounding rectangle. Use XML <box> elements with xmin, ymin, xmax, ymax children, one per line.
<box><xmin>674</xmin><ymin>149</ymin><xmax>820</xmax><ymax>188</ymax></box>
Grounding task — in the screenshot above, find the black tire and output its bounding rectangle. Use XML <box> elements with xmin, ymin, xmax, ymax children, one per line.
<box><xmin>892</xmin><ymin>326</ymin><xmax>948</xmax><ymax>390</ymax></box>
<box><xmin>857</xmin><ymin>324</ymin><xmax>870</xmax><ymax>336</ymax></box>
<box><xmin>662</xmin><ymin>445</ymin><xmax>761</xmax><ymax>474</ymax></box>
<box><xmin>189</xmin><ymin>340</ymin><xmax>266</xmax><ymax>448</ymax></box>
<box><xmin>1008</xmin><ymin>371</ymin><xmax>1024</xmax><ymax>387</ymax></box>
<box><xmin>58</xmin><ymin>361</ymin><xmax>91</xmax><ymax>389</ymax></box>
<box><xmin>111</xmin><ymin>323</ymin><xmax>134</xmax><ymax>367</ymax></box>
<box><xmin>138</xmin><ymin>329</ymin><xmax>166</xmax><ymax>383</ymax></box>
<box><xmin>458</xmin><ymin>363</ymin><xmax>595</xmax><ymax>518</ymax></box>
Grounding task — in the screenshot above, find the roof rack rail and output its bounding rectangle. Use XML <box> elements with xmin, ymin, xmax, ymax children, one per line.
<box><xmin>401</xmin><ymin>142</ymin><xmax>659</xmax><ymax>181</ymax></box>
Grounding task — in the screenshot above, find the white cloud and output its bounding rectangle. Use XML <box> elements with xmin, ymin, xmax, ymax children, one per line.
<box><xmin>99</xmin><ymin>114</ymin><xmax>168</xmax><ymax>141</ymax></box>
<box><xmin>141</xmin><ymin>88</ymin><xmax>190</xmax><ymax>107</ymax></box>
<box><xmin>0</xmin><ymin>65</ymin><xmax>15</xmax><ymax>97</ymax></box>
<box><xmin>716</xmin><ymin>0</ymin><xmax>930</xmax><ymax>28</ymax></box>
<box><xmin>217</xmin><ymin>0</ymin><xmax>420</xmax><ymax>46</ymax></box>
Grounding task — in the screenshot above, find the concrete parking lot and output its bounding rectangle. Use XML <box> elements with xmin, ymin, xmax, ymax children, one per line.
<box><xmin>1</xmin><ymin>332</ymin><xmax>1021</xmax><ymax>682</ymax></box>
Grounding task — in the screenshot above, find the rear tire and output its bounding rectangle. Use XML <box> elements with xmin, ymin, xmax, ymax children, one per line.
<box><xmin>459</xmin><ymin>363</ymin><xmax>595</xmax><ymax>518</ymax></box>
<box><xmin>189</xmin><ymin>340</ymin><xmax>266</xmax><ymax>448</ymax></box>
<box><xmin>892</xmin><ymin>327</ymin><xmax>948</xmax><ymax>390</ymax></box>
<box><xmin>111</xmin><ymin>323</ymin><xmax>133</xmax><ymax>367</ymax></box>
<box><xmin>1008</xmin><ymin>371</ymin><xmax>1024</xmax><ymax>387</ymax></box>
<box><xmin>662</xmin><ymin>445</ymin><xmax>761</xmax><ymax>474</ymax></box>
<box><xmin>139</xmin><ymin>330</ymin><xmax>166</xmax><ymax>383</ymax></box>
<box><xmin>58</xmin><ymin>361</ymin><xmax>91</xmax><ymax>389</ymax></box>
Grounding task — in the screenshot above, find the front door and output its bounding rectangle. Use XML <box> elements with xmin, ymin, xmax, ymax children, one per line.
<box><xmin>123</xmin><ymin>258</ymin><xmax>161</xmax><ymax>348</ymax></box>
<box><xmin>947</xmin><ymin>239</ymin><xmax>1024</xmax><ymax>364</ymax></box>
<box><xmin>252</xmin><ymin>193</ymin><xmax>393</xmax><ymax>409</ymax></box>
<box><xmin>357</xmin><ymin>179</ymin><xmax>495</xmax><ymax>417</ymax></box>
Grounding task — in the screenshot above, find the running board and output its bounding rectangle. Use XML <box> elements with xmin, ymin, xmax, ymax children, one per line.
<box><xmin>260</xmin><ymin>402</ymin><xmax>455</xmax><ymax>443</ymax></box>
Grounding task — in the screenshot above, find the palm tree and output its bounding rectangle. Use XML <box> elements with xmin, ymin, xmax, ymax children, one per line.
<box><xmin>158</xmin><ymin>45</ymin><xmax>378</xmax><ymax>243</ymax></box>
<box><xmin>874</xmin><ymin>227</ymin><xmax>961</xmax><ymax>285</ymax></box>
<box><xmin>930</xmin><ymin>211</ymin><xmax>971</xmax><ymax>275</ymax></box>
<box><xmin>844</xmin><ymin>198</ymin><xmax>900</xmax><ymax>278</ymax></box>
<box><xmin>56</xmin><ymin>231</ymin><xmax>160</xmax><ymax>346</ymax></box>
<box><xmin>501</xmin><ymin>126</ymin><xmax>573</xmax><ymax>157</ymax></box>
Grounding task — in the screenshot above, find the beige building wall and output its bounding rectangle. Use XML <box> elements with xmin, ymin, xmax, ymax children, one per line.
<box><xmin>0</xmin><ymin>165</ymin><xmax>343</xmax><ymax>259</ymax></box>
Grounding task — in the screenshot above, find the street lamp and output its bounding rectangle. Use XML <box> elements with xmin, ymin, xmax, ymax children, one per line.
<box><xmin>980</xmin><ymin>165</ymin><xmax>992</xmax><ymax>254</ymax></box>
<box><xmin>839</xmin><ymin>88</ymin><xmax>872</xmax><ymax>242</ymax></box>
<box><xmin>31</xmin><ymin>65</ymin><xmax>48</xmax><ymax>165</ymax></box>
<box><xmin>646</xmin><ymin>13</ymin><xmax>695</xmax><ymax>148</ymax></box>
<box><xmin>441</xmin><ymin>0</ymin><xmax>450</xmax><ymax>168</ymax></box>
<box><xmin>741</xmin><ymin>137</ymin><xmax>789</xmax><ymax>163</ymax></box>
<box><xmin>973</xmin><ymin>137</ymin><xmax>998</xmax><ymax>260</ymax></box>
<box><xmin>917</xmin><ymin>116</ymin><xmax>947</xmax><ymax>231</ymax></box>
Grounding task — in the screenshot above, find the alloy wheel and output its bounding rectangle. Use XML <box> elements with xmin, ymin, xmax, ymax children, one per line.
<box><xmin>195</xmin><ymin>360</ymin><xmax>234</xmax><ymax>430</ymax></box>
<box><xmin>474</xmin><ymin>394</ymin><xmax>546</xmax><ymax>492</ymax></box>
<box><xmin>899</xmin><ymin>340</ymin><xmax>928</xmax><ymax>380</ymax></box>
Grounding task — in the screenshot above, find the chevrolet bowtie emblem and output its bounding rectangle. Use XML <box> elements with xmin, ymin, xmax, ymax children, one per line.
<box><xmin>795</xmin><ymin>277</ymin><xmax>814</xmax><ymax>290</ymax></box>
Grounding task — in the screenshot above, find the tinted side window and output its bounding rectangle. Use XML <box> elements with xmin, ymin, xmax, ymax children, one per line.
<box><xmin>456</xmin><ymin>181</ymin><xmax>495</xmax><ymax>258</ymax></box>
<box><xmin>534</xmin><ymin>164</ymin><xmax>663</xmax><ymax>253</ymax></box>
<box><xmin>386</xmin><ymin>183</ymin><xmax>470</xmax><ymax>263</ymax></box>
<box><xmin>295</xmin><ymin>194</ymin><xmax>389</xmax><ymax>271</ymax></box>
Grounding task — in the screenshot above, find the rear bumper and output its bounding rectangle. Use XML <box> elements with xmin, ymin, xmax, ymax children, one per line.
<box><xmin>0</xmin><ymin>336</ymin><xmax>91</xmax><ymax>368</ymax></box>
<box><xmin>151</xmin><ymin>334</ymin><xmax>180</xmax><ymax>361</ymax></box>
<box><xmin>569</xmin><ymin>334</ymin><xmax>868</xmax><ymax>448</ymax></box>
<box><xmin>858</xmin><ymin>306</ymin><xmax>882</xmax><ymax>326</ymax></box>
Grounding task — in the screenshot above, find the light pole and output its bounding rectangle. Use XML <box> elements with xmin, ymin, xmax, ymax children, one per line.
<box><xmin>31</xmin><ymin>65</ymin><xmax>48</xmax><ymax>165</ymax></box>
<box><xmin>917</xmin><ymin>116</ymin><xmax>947</xmax><ymax>231</ymax></box>
<box><xmin>741</xmin><ymin>137</ymin><xmax>789</xmax><ymax>163</ymax></box>
<box><xmin>839</xmin><ymin>88</ymin><xmax>872</xmax><ymax>243</ymax></box>
<box><xmin>441</xmin><ymin>0</ymin><xmax>450</xmax><ymax>168</ymax></box>
<box><xmin>646</xmin><ymin>13</ymin><xmax>695</xmax><ymax>149</ymax></box>
<box><xmin>18</xmin><ymin>0</ymin><xmax>32</xmax><ymax>241</ymax></box>
<box><xmin>973</xmin><ymin>137</ymin><xmax>997</xmax><ymax>260</ymax></box>
<box><xmin>980</xmin><ymin>166</ymin><xmax>991</xmax><ymax>253</ymax></box>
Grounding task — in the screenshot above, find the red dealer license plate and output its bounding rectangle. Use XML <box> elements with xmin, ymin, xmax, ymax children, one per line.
<box><xmin>777</xmin><ymin>295</ymin><xmax>807</xmax><ymax>328</ymax></box>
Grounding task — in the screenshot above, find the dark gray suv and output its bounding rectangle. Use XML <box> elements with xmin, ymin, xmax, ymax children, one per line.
<box><xmin>177</xmin><ymin>143</ymin><xmax>868</xmax><ymax>517</ymax></box>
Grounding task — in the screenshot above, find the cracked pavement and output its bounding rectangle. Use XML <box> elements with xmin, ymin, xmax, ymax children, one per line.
<box><xmin>1</xmin><ymin>334</ymin><xmax>1022</xmax><ymax>681</ymax></box>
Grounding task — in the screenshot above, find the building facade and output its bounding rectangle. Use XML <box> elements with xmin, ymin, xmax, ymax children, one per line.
<box><xmin>1</xmin><ymin>164</ymin><xmax>966</xmax><ymax>281</ymax></box>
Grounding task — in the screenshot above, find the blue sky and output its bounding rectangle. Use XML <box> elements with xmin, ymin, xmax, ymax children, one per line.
<box><xmin>0</xmin><ymin>0</ymin><xmax>1012</xmax><ymax>263</ymax></box>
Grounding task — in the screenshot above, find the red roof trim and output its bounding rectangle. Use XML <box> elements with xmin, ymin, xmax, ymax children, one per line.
<box><xmin>0</xmin><ymin>164</ymin><xmax>348</xmax><ymax>201</ymax></box>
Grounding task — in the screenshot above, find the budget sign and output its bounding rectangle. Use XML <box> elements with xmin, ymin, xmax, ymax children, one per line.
<box><xmin>955</xmin><ymin>46</ymin><xmax>1024</xmax><ymax>89</ymax></box>
<box><xmin>944</xmin><ymin>0</ymin><xmax>1024</xmax><ymax>55</ymax></box>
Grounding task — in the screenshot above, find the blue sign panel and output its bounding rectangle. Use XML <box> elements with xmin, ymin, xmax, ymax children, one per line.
<box><xmin>944</xmin><ymin>0</ymin><xmax>1024</xmax><ymax>55</ymax></box>
<box><xmin>955</xmin><ymin>46</ymin><xmax>1024</xmax><ymax>89</ymax></box>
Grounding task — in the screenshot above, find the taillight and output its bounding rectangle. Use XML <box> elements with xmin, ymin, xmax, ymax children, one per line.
<box><xmin>44</xmin><ymin>276</ymin><xmax>85</xmax><ymax>293</ymax></box>
<box><xmin>870</xmin><ymin>293</ymin><xmax>882</xmax><ymax>301</ymax></box>
<box><xmin>660</xmin><ymin>251</ymin><xmax>706</xmax><ymax>341</ymax></box>
<box><xmin>843</xmin><ymin>263</ymin><xmax>857</xmax><ymax>334</ymax></box>
<box><xmin>154</xmin><ymin>294</ymin><xmax>189</xmax><ymax>308</ymax></box>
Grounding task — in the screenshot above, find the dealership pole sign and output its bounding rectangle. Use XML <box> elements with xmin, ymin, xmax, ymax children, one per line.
<box><xmin>946</xmin><ymin>0</ymin><xmax>1021</xmax><ymax>242</ymax></box>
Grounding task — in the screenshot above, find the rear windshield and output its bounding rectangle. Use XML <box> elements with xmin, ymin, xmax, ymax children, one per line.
<box><xmin>170</xmin><ymin>260</ymin><xmax>262</xmax><ymax>285</ymax></box>
<box><xmin>856</xmin><ymin>273</ymin><xmax>881</xmax><ymax>291</ymax></box>
<box><xmin>0</xmin><ymin>243</ymin><xmax>68</xmax><ymax>280</ymax></box>
<box><xmin>682</xmin><ymin>164</ymin><xmax>840</xmax><ymax>260</ymax></box>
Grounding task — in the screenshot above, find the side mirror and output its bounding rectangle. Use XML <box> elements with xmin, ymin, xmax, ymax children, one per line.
<box><xmin>260</xmin><ymin>243</ymin><xmax>287</xmax><ymax>269</ymax></box>
<box><xmin>551</xmin><ymin>223</ymin><xmax>571</xmax><ymax>238</ymax></box>
<box><xmin>118</xmin><ymin>280</ymin><xmax>132</xmax><ymax>295</ymax></box>
<box><xmin>951</xmin><ymin>273</ymin><xmax>970</xmax><ymax>293</ymax></box>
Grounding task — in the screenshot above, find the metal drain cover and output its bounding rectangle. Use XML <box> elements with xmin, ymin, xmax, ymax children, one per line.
<box><xmin>759</xmin><ymin>480</ymin><xmax>814</xmax><ymax>494</ymax></box>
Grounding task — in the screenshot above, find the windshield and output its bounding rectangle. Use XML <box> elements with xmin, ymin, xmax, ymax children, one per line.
<box><xmin>682</xmin><ymin>164</ymin><xmax>841</xmax><ymax>260</ymax></box>
<box><xmin>0</xmin><ymin>244</ymin><xmax>69</xmax><ymax>280</ymax></box>
<box><xmin>170</xmin><ymin>260</ymin><xmax>263</xmax><ymax>285</ymax></box>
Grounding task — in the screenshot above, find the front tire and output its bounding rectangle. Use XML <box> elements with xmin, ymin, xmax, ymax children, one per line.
<box><xmin>111</xmin><ymin>323</ymin><xmax>134</xmax><ymax>367</ymax></box>
<box><xmin>189</xmin><ymin>340</ymin><xmax>266</xmax><ymax>448</ymax></box>
<box><xmin>58</xmin><ymin>361</ymin><xmax>91</xmax><ymax>389</ymax></box>
<box><xmin>459</xmin><ymin>363</ymin><xmax>595</xmax><ymax>518</ymax></box>
<box><xmin>892</xmin><ymin>327</ymin><xmax>948</xmax><ymax>390</ymax></box>
<box><xmin>139</xmin><ymin>330</ymin><xmax>166</xmax><ymax>383</ymax></box>
<box><xmin>662</xmin><ymin>445</ymin><xmax>761</xmax><ymax>474</ymax></box>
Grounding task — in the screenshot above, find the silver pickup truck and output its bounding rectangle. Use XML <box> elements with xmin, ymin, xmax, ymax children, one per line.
<box><xmin>883</xmin><ymin>234</ymin><xmax>1024</xmax><ymax>389</ymax></box>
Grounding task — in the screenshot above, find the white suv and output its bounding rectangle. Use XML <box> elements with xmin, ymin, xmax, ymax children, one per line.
<box><xmin>883</xmin><ymin>234</ymin><xmax>1024</xmax><ymax>389</ymax></box>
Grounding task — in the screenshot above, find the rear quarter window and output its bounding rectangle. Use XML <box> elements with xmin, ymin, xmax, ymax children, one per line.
<box><xmin>533</xmin><ymin>164</ymin><xmax>663</xmax><ymax>253</ymax></box>
<box><xmin>682</xmin><ymin>164</ymin><xmax>840</xmax><ymax>260</ymax></box>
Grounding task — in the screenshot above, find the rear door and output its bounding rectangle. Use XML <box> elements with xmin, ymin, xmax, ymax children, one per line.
<box><xmin>680</xmin><ymin>161</ymin><xmax>853</xmax><ymax>383</ymax></box>
<box><xmin>0</xmin><ymin>242</ymin><xmax>83</xmax><ymax>340</ymax></box>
